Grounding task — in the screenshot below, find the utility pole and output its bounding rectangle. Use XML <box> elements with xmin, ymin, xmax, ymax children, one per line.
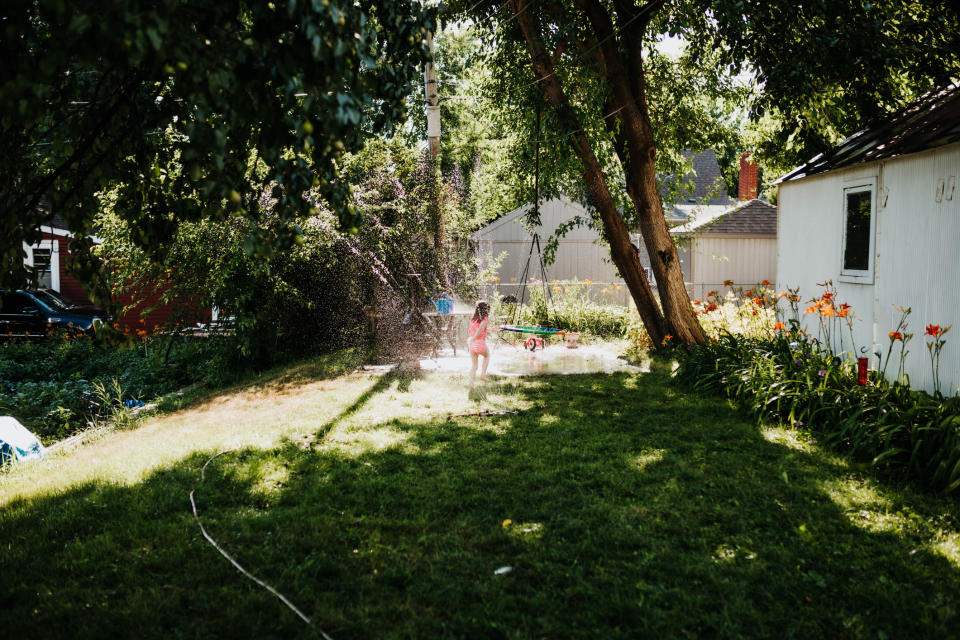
<box><xmin>424</xmin><ymin>30</ymin><xmax>448</xmax><ymax>288</ymax></box>
<box><xmin>424</xmin><ymin>31</ymin><xmax>441</xmax><ymax>159</ymax></box>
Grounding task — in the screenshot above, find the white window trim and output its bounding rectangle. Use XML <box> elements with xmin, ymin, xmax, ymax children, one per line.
<box><xmin>22</xmin><ymin>239</ymin><xmax>61</xmax><ymax>292</ymax></box>
<box><xmin>838</xmin><ymin>178</ymin><xmax>877</xmax><ymax>284</ymax></box>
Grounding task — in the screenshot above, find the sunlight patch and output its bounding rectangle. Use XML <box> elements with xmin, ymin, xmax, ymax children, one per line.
<box><xmin>503</xmin><ymin>520</ymin><xmax>544</xmax><ymax>541</ymax></box>
<box><xmin>761</xmin><ymin>426</ymin><xmax>815</xmax><ymax>452</ymax></box>
<box><xmin>635</xmin><ymin>448</ymin><xmax>665</xmax><ymax>470</ymax></box>
<box><xmin>318</xmin><ymin>426</ymin><xmax>410</xmax><ymax>457</ymax></box>
<box><xmin>933</xmin><ymin>533</ymin><xmax>960</xmax><ymax>566</ymax></box>
<box><xmin>713</xmin><ymin>543</ymin><xmax>757</xmax><ymax>564</ymax></box>
<box><xmin>821</xmin><ymin>478</ymin><xmax>900</xmax><ymax>533</ymax></box>
<box><xmin>250</xmin><ymin>459</ymin><xmax>290</xmax><ymax>498</ymax></box>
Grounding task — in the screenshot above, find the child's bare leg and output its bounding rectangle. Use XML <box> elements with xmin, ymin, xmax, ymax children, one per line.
<box><xmin>469</xmin><ymin>352</ymin><xmax>479</xmax><ymax>388</ymax></box>
<box><xmin>479</xmin><ymin>347</ymin><xmax>490</xmax><ymax>380</ymax></box>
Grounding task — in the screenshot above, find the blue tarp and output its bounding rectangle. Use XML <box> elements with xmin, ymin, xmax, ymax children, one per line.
<box><xmin>0</xmin><ymin>416</ymin><xmax>45</xmax><ymax>465</ymax></box>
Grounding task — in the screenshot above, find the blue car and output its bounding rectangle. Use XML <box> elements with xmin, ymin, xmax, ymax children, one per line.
<box><xmin>0</xmin><ymin>289</ymin><xmax>109</xmax><ymax>338</ymax></box>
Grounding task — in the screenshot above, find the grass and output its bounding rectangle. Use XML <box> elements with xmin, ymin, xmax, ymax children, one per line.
<box><xmin>1</xmin><ymin>351</ymin><xmax>959</xmax><ymax>639</ymax></box>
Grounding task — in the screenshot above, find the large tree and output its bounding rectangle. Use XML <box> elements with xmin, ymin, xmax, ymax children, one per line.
<box><xmin>453</xmin><ymin>0</ymin><xmax>960</xmax><ymax>346</ymax></box>
<box><xmin>1</xmin><ymin>0</ymin><xmax>432</xmax><ymax>290</ymax></box>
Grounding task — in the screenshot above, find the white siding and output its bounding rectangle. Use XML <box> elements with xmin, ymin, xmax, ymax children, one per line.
<box><xmin>778</xmin><ymin>142</ymin><xmax>960</xmax><ymax>393</ymax></box>
<box><xmin>686</xmin><ymin>235</ymin><xmax>776</xmax><ymax>299</ymax></box>
<box><xmin>474</xmin><ymin>198</ymin><xmax>628</xmax><ymax>304</ymax></box>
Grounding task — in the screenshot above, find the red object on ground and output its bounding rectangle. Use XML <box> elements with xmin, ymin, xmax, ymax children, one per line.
<box><xmin>857</xmin><ymin>357</ymin><xmax>869</xmax><ymax>386</ymax></box>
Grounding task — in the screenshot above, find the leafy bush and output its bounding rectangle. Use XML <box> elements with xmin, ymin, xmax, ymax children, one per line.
<box><xmin>0</xmin><ymin>334</ymin><xmax>221</xmax><ymax>441</ymax></box>
<box><xmin>675</xmin><ymin>332</ymin><xmax>960</xmax><ymax>495</ymax></box>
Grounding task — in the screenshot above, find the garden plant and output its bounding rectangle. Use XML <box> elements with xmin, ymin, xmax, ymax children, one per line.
<box><xmin>675</xmin><ymin>281</ymin><xmax>960</xmax><ymax>496</ymax></box>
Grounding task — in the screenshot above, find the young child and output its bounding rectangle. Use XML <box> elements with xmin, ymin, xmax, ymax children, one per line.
<box><xmin>467</xmin><ymin>300</ymin><xmax>491</xmax><ymax>388</ymax></box>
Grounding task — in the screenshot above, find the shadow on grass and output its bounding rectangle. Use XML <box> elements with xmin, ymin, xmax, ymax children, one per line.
<box><xmin>2</xmin><ymin>370</ymin><xmax>959</xmax><ymax>639</ymax></box>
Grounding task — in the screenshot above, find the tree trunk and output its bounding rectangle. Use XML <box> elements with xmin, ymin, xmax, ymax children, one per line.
<box><xmin>576</xmin><ymin>0</ymin><xmax>706</xmax><ymax>344</ymax></box>
<box><xmin>510</xmin><ymin>0</ymin><xmax>668</xmax><ymax>345</ymax></box>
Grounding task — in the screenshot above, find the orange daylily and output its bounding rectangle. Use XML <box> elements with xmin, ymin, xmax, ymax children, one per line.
<box><xmin>889</xmin><ymin>331</ymin><xmax>904</xmax><ymax>341</ymax></box>
<box><xmin>773</xmin><ymin>321</ymin><xmax>786</xmax><ymax>331</ymax></box>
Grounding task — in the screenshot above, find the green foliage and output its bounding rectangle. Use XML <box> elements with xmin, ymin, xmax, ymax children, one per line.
<box><xmin>2</xmin><ymin>0</ymin><xmax>433</xmax><ymax>289</ymax></box>
<box><xmin>675</xmin><ymin>0</ymin><xmax>960</xmax><ymax>170</ymax></box>
<box><xmin>493</xmin><ymin>281</ymin><xmax>635</xmax><ymax>338</ymax></box>
<box><xmin>0</xmin><ymin>334</ymin><xmax>215</xmax><ymax>440</ymax></box>
<box><xmin>98</xmin><ymin>208</ymin><xmax>370</xmax><ymax>368</ymax></box>
<box><xmin>676</xmin><ymin>333</ymin><xmax>960</xmax><ymax>495</ymax></box>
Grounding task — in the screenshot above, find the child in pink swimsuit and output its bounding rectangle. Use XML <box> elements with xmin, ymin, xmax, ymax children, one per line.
<box><xmin>468</xmin><ymin>300</ymin><xmax>491</xmax><ymax>388</ymax></box>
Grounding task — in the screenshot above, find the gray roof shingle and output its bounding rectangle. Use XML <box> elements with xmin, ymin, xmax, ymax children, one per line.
<box><xmin>672</xmin><ymin>199</ymin><xmax>778</xmax><ymax>236</ymax></box>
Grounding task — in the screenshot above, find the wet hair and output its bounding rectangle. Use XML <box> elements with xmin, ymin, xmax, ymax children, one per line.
<box><xmin>472</xmin><ymin>300</ymin><xmax>490</xmax><ymax>322</ymax></box>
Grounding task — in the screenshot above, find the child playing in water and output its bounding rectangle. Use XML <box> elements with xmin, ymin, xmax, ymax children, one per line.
<box><xmin>468</xmin><ymin>300</ymin><xmax>491</xmax><ymax>388</ymax></box>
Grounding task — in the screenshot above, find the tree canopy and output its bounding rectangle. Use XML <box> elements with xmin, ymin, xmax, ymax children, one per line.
<box><xmin>443</xmin><ymin>0</ymin><xmax>959</xmax><ymax>346</ymax></box>
<box><xmin>1</xmin><ymin>0</ymin><xmax>433</xmax><ymax>288</ymax></box>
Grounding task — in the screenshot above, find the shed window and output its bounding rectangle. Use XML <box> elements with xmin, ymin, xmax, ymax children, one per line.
<box><xmin>840</xmin><ymin>182</ymin><xmax>876</xmax><ymax>282</ymax></box>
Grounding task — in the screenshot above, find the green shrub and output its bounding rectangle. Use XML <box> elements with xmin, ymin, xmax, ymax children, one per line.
<box><xmin>0</xmin><ymin>334</ymin><xmax>227</xmax><ymax>441</ymax></box>
<box><xmin>492</xmin><ymin>281</ymin><xmax>635</xmax><ymax>338</ymax></box>
<box><xmin>675</xmin><ymin>332</ymin><xmax>960</xmax><ymax>495</ymax></box>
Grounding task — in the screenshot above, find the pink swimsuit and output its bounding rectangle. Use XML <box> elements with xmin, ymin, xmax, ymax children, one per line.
<box><xmin>469</xmin><ymin>319</ymin><xmax>488</xmax><ymax>354</ymax></box>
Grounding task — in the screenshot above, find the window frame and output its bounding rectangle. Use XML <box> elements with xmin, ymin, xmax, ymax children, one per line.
<box><xmin>838</xmin><ymin>178</ymin><xmax>877</xmax><ymax>284</ymax></box>
<box><xmin>22</xmin><ymin>238</ymin><xmax>60</xmax><ymax>291</ymax></box>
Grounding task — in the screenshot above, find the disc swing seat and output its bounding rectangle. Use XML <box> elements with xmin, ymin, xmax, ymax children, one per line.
<box><xmin>497</xmin><ymin>101</ymin><xmax>567</xmax><ymax>352</ymax></box>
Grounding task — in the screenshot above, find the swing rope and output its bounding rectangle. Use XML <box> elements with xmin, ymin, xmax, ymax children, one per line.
<box><xmin>509</xmin><ymin>99</ymin><xmax>557</xmax><ymax>329</ymax></box>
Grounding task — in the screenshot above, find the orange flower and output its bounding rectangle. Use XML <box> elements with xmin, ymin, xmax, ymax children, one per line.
<box><xmin>773</xmin><ymin>321</ymin><xmax>786</xmax><ymax>331</ymax></box>
<box><xmin>723</xmin><ymin>279</ymin><xmax>734</xmax><ymax>287</ymax></box>
<box><xmin>752</xmin><ymin>297</ymin><xmax>762</xmax><ymax>306</ymax></box>
<box><xmin>762</xmin><ymin>279</ymin><xmax>772</xmax><ymax>286</ymax></box>
<box><xmin>706</xmin><ymin>303</ymin><xmax>718</xmax><ymax>312</ymax></box>
<box><xmin>889</xmin><ymin>331</ymin><xmax>903</xmax><ymax>341</ymax></box>
<box><xmin>822</xmin><ymin>292</ymin><xmax>834</xmax><ymax>301</ymax></box>
<box><xmin>925</xmin><ymin>324</ymin><xmax>942</xmax><ymax>337</ymax></box>
<box><xmin>805</xmin><ymin>306</ymin><xmax>817</xmax><ymax>314</ymax></box>
<box><xmin>693</xmin><ymin>299</ymin><xmax>702</xmax><ymax>306</ymax></box>
<box><xmin>663</xmin><ymin>334</ymin><xmax>673</xmax><ymax>342</ymax></box>
<box><xmin>778</xmin><ymin>290</ymin><xmax>787</xmax><ymax>299</ymax></box>
<box><xmin>821</xmin><ymin>306</ymin><xmax>835</xmax><ymax>317</ymax></box>
<box><xmin>706</xmin><ymin>290</ymin><xmax>717</xmax><ymax>298</ymax></box>
<box><xmin>837</xmin><ymin>308</ymin><xmax>850</xmax><ymax>318</ymax></box>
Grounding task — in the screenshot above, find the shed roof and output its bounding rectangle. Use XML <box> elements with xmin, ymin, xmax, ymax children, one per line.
<box><xmin>671</xmin><ymin>199</ymin><xmax>777</xmax><ymax>236</ymax></box>
<box><xmin>779</xmin><ymin>83</ymin><xmax>960</xmax><ymax>183</ymax></box>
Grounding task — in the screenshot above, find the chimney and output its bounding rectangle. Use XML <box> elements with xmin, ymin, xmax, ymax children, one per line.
<box><xmin>738</xmin><ymin>152</ymin><xmax>759</xmax><ymax>201</ymax></box>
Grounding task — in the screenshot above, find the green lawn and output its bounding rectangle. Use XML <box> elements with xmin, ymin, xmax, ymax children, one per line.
<box><xmin>2</xmin><ymin>353</ymin><xmax>959</xmax><ymax>639</ymax></box>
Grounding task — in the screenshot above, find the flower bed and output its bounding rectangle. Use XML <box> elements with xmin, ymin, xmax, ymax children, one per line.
<box><xmin>674</xmin><ymin>280</ymin><xmax>960</xmax><ymax>495</ymax></box>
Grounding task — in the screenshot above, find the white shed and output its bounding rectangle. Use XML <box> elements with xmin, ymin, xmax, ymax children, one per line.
<box><xmin>777</xmin><ymin>84</ymin><xmax>960</xmax><ymax>393</ymax></box>
<box><xmin>471</xmin><ymin>197</ymin><xmax>635</xmax><ymax>305</ymax></box>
